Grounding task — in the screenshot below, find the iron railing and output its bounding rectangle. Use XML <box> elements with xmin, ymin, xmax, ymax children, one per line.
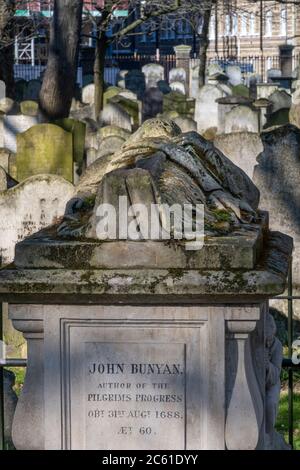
<box><xmin>0</xmin><ymin>259</ymin><xmax>299</xmax><ymax>450</ymax></box>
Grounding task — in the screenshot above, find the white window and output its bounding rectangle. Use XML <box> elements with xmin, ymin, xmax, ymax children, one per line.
<box><xmin>249</xmin><ymin>12</ymin><xmax>255</xmax><ymax>35</ymax></box>
<box><xmin>280</xmin><ymin>8</ymin><xmax>287</xmax><ymax>36</ymax></box>
<box><xmin>232</xmin><ymin>14</ymin><xmax>238</xmax><ymax>35</ymax></box>
<box><xmin>265</xmin><ymin>10</ymin><xmax>272</xmax><ymax>37</ymax></box>
<box><xmin>209</xmin><ymin>14</ymin><xmax>215</xmax><ymax>40</ymax></box>
<box><xmin>224</xmin><ymin>15</ymin><xmax>230</xmax><ymax>35</ymax></box>
<box><xmin>240</xmin><ymin>13</ymin><xmax>248</xmax><ymax>36</ymax></box>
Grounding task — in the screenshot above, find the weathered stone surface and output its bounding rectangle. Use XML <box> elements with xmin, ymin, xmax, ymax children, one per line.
<box><xmin>163</xmin><ymin>91</ymin><xmax>195</xmax><ymax>118</ymax></box>
<box><xmin>224</xmin><ymin>105</ymin><xmax>259</xmax><ymax>134</ymax></box>
<box><xmin>142</xmin><ymin>63</ymin><xmax>164</xmax><ymax>89</ymax></box>
<box><xmin>0</xmin><ymin>174</ymin><xmax>74</xmax><ymax>265</ymax></box>
<box><xmin>169</xmin><ymin>67</ymin><xmax>186</xmax><ymax>84</ymax></box>
<box><xmin>109</xmin><ymin>94</ymin><xmax>141</xmax><ymax>128</ymax></box>
<box><xmin>170</xmin><ymin>81</ymin><xmax>186</xmax><ymax>94</ymax></box>
<box><xmin>268</xmin><ymin>89</ymin><xmax>291</xmax><ymax>114</ymax></box>
<box><xmin>82</xmin><ymin>84</ymin><xmax>95</xmax><ymax>105</ymax></box>
<box><xmin>16</xmin><ymin>124</ymin><xmax>73</xmax><ymax>183</ymax></box>
<box><xmin>289</xmin><ymin>102</ymin><xmax>300</xmax><ymax>128</ymax></box>
<box><xmin>214</xmin><ymin>132</ymin><xmax>263</xmax><ymax>179</ymax></box>
<box><xmin>0</xmin><ymin>147</ymin><xmax>11</xmax><ymax>173</ymax></box>
<box><xmin>100</xmin><ymin>103</ymin><xmax>132</xmax><ymax>131</ymax></box>
<box><xmin>0</xmin><ymin>98</ymin><xmax>19</xmax><ymax>115</ymax></box>
<box><xmin>20</xmin><ymin>100</ymin><xmax>39</xmax><ymax>116</ymax></box>
<box><xmin>103</xmin><ymin>86</ymin><xmax>123</xmax><ymax>106</ymax></box>
<box><xmin>253</xmin><ymin>124</ymin><xmax>300</xmax><ymax>315</ymax></box>
<box><xmin>3</xmin><ymin>115</ymin><xmax>38</xmax><ymax>153</ymax></box>
<box><xmin>173</xmin><ymin>116</ymin><xmax>197</xmax><ymax>132</ymax></box>
<box><xmin>195</xmin><ymin>85</ymin><xmax>228</xmax><ymax>137</ymax></box>
<box><xmin>54</xmin><ymin>118</ymin><xmax>86</xmax><ymax>165</ymax></box>
<box><xmin>264</xmin><ymin>108</ymin><xmax>290</xmax><ymax>129</ymax></box>
<box><xmin>257</xmin><ymin>83</ymin><xmax>279</xmax><ymax>100</ymax></box>
<box><xmin>98</xmin><ymin>125</ymin><xmax>131</xmax><ymax>142</ymax></box>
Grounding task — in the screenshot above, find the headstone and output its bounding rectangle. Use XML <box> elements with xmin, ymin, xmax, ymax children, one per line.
<box><xmin>256</xmin><ymin>83</ymin><xmax>279</xmax><ymax>100</ymax></box>
<box><xmin>226</xmin><ymin>65</ymin><xmax>243</xmax><ymax>86</ymax></box>
<box><xmin>207</xmin><ymin>63</ymin><xmax>223</xmax><ymax>76</ymax></box>
<box><xmin>253</xmin><ymin>98</ymin><xmax>272</xmax><ymax>129</ymax></box>
<box><xmin>125</xmin><ymin>70</ymin><xmax>146</xmax><ymax>99</ymax></box>
<box><xmin>15</xmin><ymin>79</ymin><xmax>27</xmax><ymax>102</ymax></box>
<box><xmin>3</xmin><ymin>115</ymin><xmax>38</xmax><ymax>153</ymax></box>
<box><xmin>289</xmin><ymin>102</ymin><xmax>300</xmax><ymax>128</ymax></box>
<box><xmin>189</xmin><ymin>64</ymin><xmax>200</xmax><ymax>99</ymax></box>
<box><xmin>267</xmin><ymin>69</ymin><xmax>282</xmax><ymax>81</ymax></box>
<box><xmin>103</xmin><ymin>86</ymin><xmax>123</xmax><ymax>107</ymax></box>
<box><xmin>109</xmin><ymin>94</ymin><xmax>141</xmax><ymax>128</ymax></box>
<box><xmin>0</xmin><ymin>80</ymin><xmax>5</xmax><ymax>100</ymax></box>
<box><xmin>24</xmin><ymin>79</ymin><xmax>41</xmax><ymax>100</ymax></box>
<box><xmin>163</xmin><ymin>91</ymin><xmax>195</xmax><ymax>118</ymax></box>
<box><xmin>55</xmin><ymin>118</ymin><xmax>86</xmax><ymax>166</ymax></box>
<box><xmin>98</xmin><ymin>125</ymin><xmax>131</xmax><ymax>142</ymax></box>
<box><xmin>142</xmin><ymin>64</ymin><xmax>164</xmax><ymax>90</ymax></box>
<box><xmin>20</xmin><ymin>100</ymin><xmax>39</xmax><ymax>116</ymax></box>
<box><xmin>253</xmin><ymin>124</ymin><xmax>300</xmax><ymax>318</ymax></box>
<box><xmin>170</xmin><ymin>81</ymin><xmax>186</xmax><ymax>95</ymax></box>
<box><xmin>142</xmin><ymin>87</ymin><xmax>163</xmax><ymax>121</ymax></box>
<box><xmin>214</xmin><ymin>132</ymin><xmax>263</xmax><ymax>179</ymax></box>
<box><xmin>100</xmin><ymin>103</ymin><xmax>132</xmax><ymax>132</ymax></box>
<box><xmin>268</xmin><ymin>89</ymin><xmax>291</xmax><ymax>114</ymax></box>
<box><xmin>82</xmin><ymin>84</ymin><xmax>95</xmax><ymax>105</ymax></box>
<box><xmin>224</xmin><ymin>105</ymin><xmax>260</xmax><ymax>134</ymax></box>
<box><xmin>169</xmin><ymin>67</ymin><xmax>186</xmax><ymax>84</ymax></box>
<box><xmin>194</xmin><ymin>84</ymin><xmax>228</xmax><ymax>138</ymax></box>
<box><xmin>118</xmin><ymin>90</ymin><xmax>137</xmax><ymax>101</ymax></box>
<box><xmin>16</xmin><ymin>124</ymin><xmax>73</xmax><ymax>183</ymax></box>
<box><xmin>0</xmin><ymin>174</ymin><xmax>74</xmax><ymax>265</ymax></box>
<box><xmin>217</xmin><ymin>95</ymin><xmax>254</xmax><ymax>134</ymax></box>
<box><xmin>173</xmin><ymin>116</ymin><xmax>197</xmax><ymax>133</ymax></box>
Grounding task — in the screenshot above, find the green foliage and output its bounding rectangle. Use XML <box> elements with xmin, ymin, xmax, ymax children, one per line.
<box><xmin>276</xmin><ymin>392</ymin><xmax>300</xmax><ymax>450</ymax></box>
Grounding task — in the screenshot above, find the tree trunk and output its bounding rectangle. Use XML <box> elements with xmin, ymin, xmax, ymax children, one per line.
<box><xmin>0</xmin><ymin>0</ymin><xmax>15</xmax><ymax>98</ymax></box>
<box><xmin>94</xmin><ymin>33</ymin><xmax>108</xmax><ymax>120</ymax></box>
<box><xmin>198</xmin><ymin>8</ymin><xmax>212</xmax><ymax>88</ymax></box>
<box><xmin>39</xmin><ymin>0</ymin><xmax>83</xmax><ymax>120</ymax></box>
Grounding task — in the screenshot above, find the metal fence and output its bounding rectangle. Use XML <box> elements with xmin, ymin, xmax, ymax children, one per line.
<box><xmin>0</xmin><ymin>260</ymin><xmax>299</xmax><ymax>450</ymax></box>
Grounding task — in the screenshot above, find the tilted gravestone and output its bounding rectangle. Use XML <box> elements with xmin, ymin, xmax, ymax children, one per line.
<box><xmin>0</xmin><ymin>174</ymin><xmax>74</xmax><ymax>265</ymax></box>
<box><xmin>163</xmin><ymin>91</ymin><xmax>195</xmax><ymax>118</ymax></box>
<box><xmin>0</xmin><ymin>118</ymin><xmax>291</xmax><ymax>450</ymax></box>
<box><xmin>3</xmin><ymin>115</ymin><xmax>39</xmax><ymax>153</ymax></box>
<box><xmin>194</xmin><ymin>84</ymin><xmax>228</xmax><ymax>138</ymax></box>
<box><xmin>142</xmin><ymin>63</ymin><xmax>164</xmax><ymax>90</ymax></box>
<box><xmin>224</xmin><ymin>105</ymin><xmax>260</xmax><ymax>134</ymax></box>
<box><xmin>268</xmin><ymin>89</ymin><xmax>291</xmax><ymax>114</ymax></box>
<box><xmin>103</xmin><ymin>86</ymin><xmax>123</xmax><ymax>107</ymax></box>
<box><xmin>100</xmin><ymin>103</ymin><xmax>132</xmax><ymax>132</ymax></box>
<box><xmin>16</xmin><ymin>124</ymin><xmax>73</xmax><ymax>183</ymax></box>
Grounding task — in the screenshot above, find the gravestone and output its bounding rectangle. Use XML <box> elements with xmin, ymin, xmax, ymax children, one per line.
<box><xmin>55</xmin><ymin>118</ymin><xmax>86</xmax><ymax>166</ymax></box>
<box><xmin>226</xmin><ymin>66</ymin><xmax>242</xmax><ymax>86</ymax></box>
<box><xmin>100</xmin><ymin>103</ymin><xmax>132</xmax><ymax>132</ymax></box>
<box><xmin>103</xmin><ymin>86</ymin><xmax>123</xmax><ymax>107</ymax></box>
<box><xmin>253</xmin><ymin>124</ymin><xmax>300</xmax><ymax>319</ymax></box>
<box><xmin>195</xmin><ymin>84</ymin><xmax>227</xmax><ymax>138</ymax></box>
<box><xmin>0</xmin><ymin>174</ymin><xmax>74</xmax><ymax>265</ymax></box>
<box><xmin>207</xmin><ymin>63</ymin><xmax>223</xmax><ymax>76</ymax></box>
<box><xmin>169</xmin><ymin>67</ymin><xmax>186</xmax><ymax>84</ymax></box>
<box><xmin>217</xmin><ymin>95</ymin><xmax>254</xmax><ymax>134</ymax></box>
<box><xmin>173</xmin><ymin>116</ymin><xmax>197</xmax><ymax>133</ymax></box>
<box><xmin>0</xmin><ymin>118</ymin><xmax>291</xmax><ymax>450</ymax></box>
<box><xmin>224</xmin><ymin>105</ymin><xmax>259</xmax><ymax>134</ymax></box>
<box><xmin>24</xmin><ymin>79</ymin><xmax>41</xmax><ymax>100</ymax></box>
<box><xmin>118</xmin><ymin>90</ymin><xmax>137</xmax><ymax>101</ymax></box>
<box><xmin>0</xmin><ymin>166</ymin><xmax>7</xmax><ymax>191</ymax></box>
<box><xmin>268</xmin><ymin>89</ymin><xmax>291</xmax><ymax>114</ymax></box>
<box><xmin>170</xmin><ymin>81</ymin><xmax>186</xmax><ymax>95</ymax></box>
<box><xmin>82</xmin><ymin>84</ymin><xmax>95</xmax><ymax>105</ymax></box>
<box><xmin>163</xmin><ymin>91</ymin><xmax>195</xmax><ymax>118</ymax></box>
<box><xmin>214</xmin><ymin>132</ymin><xmax>263</xmax><ymax>179</ymax></box>
<box><xmin>3</xmin><ymin>115</ymin><xmax>38</xmax><ymax>153</ymax></box>
<box><xmin>257</xmin><ymin>83</ymin><xmax>279</xmax><ymax>100</ymax></box>
<box><xmin>142</xmin><ymin>64</ymin><xmax>164</xmax><ymax>90</ymax></box>
<box><xmin>157</xmin><ymin>80</ymin><xmax>171</xmax><ymax>95</ymax></box>
<box><xmin>109</xmin><ymin>94</ymin><xmax>141</xmax><ymax>129</ymax></box>
<box><xmin>125</xmin><ymin>70</ymin><xmax>146</xmax><ymax>99</ymax></box>
<box><xmin>98</xmin><ymin>125</ymin><xmax>131</xmax><ymax>142</ymax></box>
<box><xmin>16</xmin><ymin>124</ymin><xmax>73</xmax><ymax>183</ymax></box>
<box><xmin>264</xmin><ymin>108</ymin><xmax>290</xmax><ymax>129</ymax></box>
<box><xmin>15</xmin><ymin>79</ymin><xmax>27</xmax><ymax>102</ymax></box>
<box><xmin>20</xmin><ymin>100</ymin><xmax>39</xmax><ymax>116</ymax></box>
<box><xmin>0</xmin><ymin>80</ymin><xmax>5</xmax><ymax>100</ymax></box>
<box><xmin>189</xmin><ymin>64</ymin><xmax>199</xmax><ymax>99</ymax></box>
<box><xmin>142</xmin><ymin>88</ymin><xmax>163</xmax><ymax>121</ymax></box>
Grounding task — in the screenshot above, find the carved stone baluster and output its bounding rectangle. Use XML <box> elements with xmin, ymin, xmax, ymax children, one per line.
<box><xmin>225</xmin><ymin>320</ymin><xmax>263</xmax><ymax>450</ymax></box>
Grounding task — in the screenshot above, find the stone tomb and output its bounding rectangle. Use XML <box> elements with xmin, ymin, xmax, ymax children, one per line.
<box><xmin>0</xmin><ymin>118</ymin><xmax>291</xmax><ymax>450</ymax></box>
<box><xmin>16</xmin><ymin>124</ymin><xmax>73</xmax><ymax>183</ymax></box>
<box><xmin>142</xmin><ymin>64</ymin><xmax>164</xmax><ymax>90</ymax></box>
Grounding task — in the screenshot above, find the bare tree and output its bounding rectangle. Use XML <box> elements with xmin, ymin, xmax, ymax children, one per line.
<box><xmin>39</xmin><ymin>0</ymin><xmax>84</xmax><ymax>119</ymax></box>
<box><xmin>0</xmin><ymin>0</ymin><xmax>16</xmax><ymax>98</ymax></box>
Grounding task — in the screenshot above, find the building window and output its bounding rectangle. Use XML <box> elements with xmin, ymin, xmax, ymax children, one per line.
<box><xmin>249</xmin><ymin>12</ymin><xmax>255</xmax><ymax>35</ymax></box>
<box><xmin>265</xmin><ymin>10</ymin><xmax>272</xmax><ymax>37</ymax></box>
<box><xmin>224</xmin><ymin>14</ymin><xmax>230</xmax><ymax>36</ymax></box>
<box><xmin>240</xmin><ymin>13</ymin><xmax>248</xmax><ymax>36</ymax></box>
<box><xmin>232</xmin><ymin>14</ymin><xmax>238</xmax><ymax>35</ymax></box>
<box><xmin>209</xmin><ymin>14</ymin><xmax>215</xmax><ymax>40</ymax></box>
<box><xmin>280</xmin><ymin>8</ymin><xmax>287</xmax><ymax>36</ymax></box>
